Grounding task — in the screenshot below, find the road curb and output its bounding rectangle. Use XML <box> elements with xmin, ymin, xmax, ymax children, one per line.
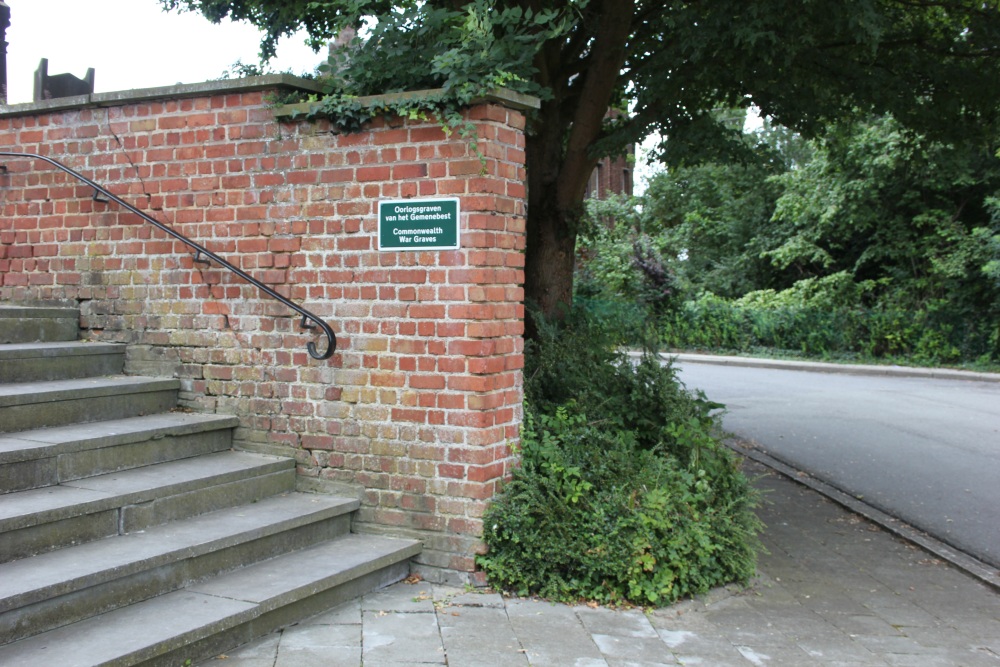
<box><xmin>729</xmin><ymin>440</ymin><xmax>1000</xmax><ymax>594</ymax></box>
<box><xmin>650</xmin><ymin>351</ymin><xmax>1000</xmax><ymax>383</ymax></box>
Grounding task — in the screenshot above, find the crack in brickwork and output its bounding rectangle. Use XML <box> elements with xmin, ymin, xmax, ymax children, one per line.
<box><xmin>104</xmin><ymin>106</ymin><xmax>152</xmax><ymax>203</ymax></box>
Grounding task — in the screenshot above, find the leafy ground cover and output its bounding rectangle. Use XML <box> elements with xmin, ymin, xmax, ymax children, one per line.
<box><xmin>477</xmin><ymin>309</ymin><xmax>761</xmax><ymax>606</ymax></box>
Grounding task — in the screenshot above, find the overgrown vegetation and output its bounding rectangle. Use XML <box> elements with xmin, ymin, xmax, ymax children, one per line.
<box><xmin>298</xmin><ymin>1</ymin><xmax>564</xmax><ymax>140</ymax></box>
<box><xmin>166</xmin><ymin>0</ymin><xmax>1000</xmax><ymax>605</ymax></box>
<box><xmin>167</xmin><ymin>0</ymin><xmax>1000</xmax><ymax>325</ymax></box>
<box><xmin>577</xmin><ymin>115</ymin><xmax>1000</xmax><ymax>369</ymax></box>
<box><xmin>477</xmin><ymin>309</ymin><xmax>761</xmax><ymax>605</ymax></box>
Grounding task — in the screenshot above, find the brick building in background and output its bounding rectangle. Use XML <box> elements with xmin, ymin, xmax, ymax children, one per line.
<box><xmin>584</xmin><ymin>109</ymin><xmax>634</xmax><ymax>200</ymax></box>
<box><xmin>585</xmin><ymin>152</ymin><xmax>633</xmax><ymax>200</ymax></box>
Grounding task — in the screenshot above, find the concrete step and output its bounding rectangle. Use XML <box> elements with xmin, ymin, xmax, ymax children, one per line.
<box><xmin>0</xmin><ymin>534</ymin><xmax>420</xmax><ymax>667</ymax></box>
<box><xmin>0</xmin><ymin>307</ymin><xmax>421</xmax><ymax>663</ymax></box>
<box><xmin>0</xmin><ymin>306</ymin><xmax>79</xmax><ymax>344</ymax></box>
<box><xmin>0</xmin><ymin>451</ymin><xmax>296</xmax><ymax>563</ymax></box>
<box><xmin>0</xmin><ymin>376</ymin><xmax>181</xmax><ymax>433</ymax></box>
<box><xmin>0</xmin><ymin>492</ymin><xmax>360</xmax><ymax>644</ymax></box>
<box><xmin>0</xmin><ymin>413</ymin><xmax>239</xmax><ymax>494</ymax></box>
<box><xmin>0</xmin><ymin>341</ymin><xmax>125</xmax><ymax>382</ymax></box>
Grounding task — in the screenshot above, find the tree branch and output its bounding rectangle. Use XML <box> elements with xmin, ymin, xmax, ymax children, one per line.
<box><xmin>556</xmin><ymin>0</ymin><xmax>635</xmax><ymax>209</ymax></box>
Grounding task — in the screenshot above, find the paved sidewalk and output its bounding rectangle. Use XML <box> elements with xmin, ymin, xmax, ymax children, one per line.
<box><xmin>201</xmin><ymin>461</ymin><xmax>1000</xmax><ymax>666</ymax></box>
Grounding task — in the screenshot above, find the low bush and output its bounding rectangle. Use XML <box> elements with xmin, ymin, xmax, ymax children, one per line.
<box><xmin>477</xmin><ymin>309</ymin><xmax>761</xmax><ymax>605</ymax></box>
<box><xmin>659</xmin><ymin>293</ymin><xmax>999</xmax><ymax>366</ymax></box>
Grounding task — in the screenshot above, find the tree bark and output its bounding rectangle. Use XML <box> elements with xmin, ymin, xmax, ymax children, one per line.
<box><xmin>523</xmin><ymin>0</ymin><xmax>634</xmax><ymax>336</ymax></box>
<box><xmin>524</xmin><ymin>142</ymin><xmax>578</xmax><ymax>332</ymax></box>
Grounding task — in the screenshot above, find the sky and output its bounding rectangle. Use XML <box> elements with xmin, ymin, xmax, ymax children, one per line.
<box><xmin>3</xmin><ymin>0</ymin><xmax>323</xmax><ymax>105</ymax></box>
<box><xmin>1</xmin><ymin>0</ymin><xmax>689</xmax><ymax>190</ymax></box>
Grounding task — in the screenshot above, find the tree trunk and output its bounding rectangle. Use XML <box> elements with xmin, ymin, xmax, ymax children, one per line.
<box><xmin>523</xmin><ymin>153</ymin><xmax>579</xmax><ymax>334</ymax></box>
<box><xmin>522</xmin><ymin>0</ymin><xmax>634</xmax><ymax>337</ymax></box>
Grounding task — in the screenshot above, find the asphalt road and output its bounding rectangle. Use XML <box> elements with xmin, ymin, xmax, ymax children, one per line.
<box><xmin>673</xmin><ymin>359</ymin><xmax>1000</xmax><ymax>569</ymax></box>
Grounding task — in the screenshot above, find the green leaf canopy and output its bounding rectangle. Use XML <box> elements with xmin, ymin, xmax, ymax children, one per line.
<box><xmin>162</xmin><ymin>0</ymin><xmax>1000</xmax><ymax>321</ymax></box>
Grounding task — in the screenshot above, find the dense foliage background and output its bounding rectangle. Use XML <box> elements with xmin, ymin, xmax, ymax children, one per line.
<box><xmin>577</xmin><ymin>114</ymin><xmax>1000</xmax><ymax>368</ymax></box>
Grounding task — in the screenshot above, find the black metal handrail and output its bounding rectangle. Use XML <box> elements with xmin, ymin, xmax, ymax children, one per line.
<box><xmin>0</xmin><ymin>151</ymin><xmax>336</xmax><ymax>359</ymax></box>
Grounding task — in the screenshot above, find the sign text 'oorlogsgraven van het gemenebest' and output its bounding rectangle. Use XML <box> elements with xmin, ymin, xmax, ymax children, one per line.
<box><xmin>378</xmin><ymin>198</ymin><xmax>460</xmax><ymax>251</ymax></box>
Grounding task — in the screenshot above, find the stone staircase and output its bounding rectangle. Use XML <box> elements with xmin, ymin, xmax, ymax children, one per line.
<box><xmin>0</xmin><ymin>305</ymin><xmax>420</xmax><ymax>666</ymax></box>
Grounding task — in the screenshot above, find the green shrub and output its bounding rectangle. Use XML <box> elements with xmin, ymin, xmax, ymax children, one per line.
<box><xmin>659</xmin><ymin>294</ymin><xmax>753</xmax><ymax>351</ymax></box>
<box><xmin>570</xmin><ymin>295</ymin><xmax>651</xmax><ymax>348</ymax></box>
<box><xmin>660</xmin><ymin>291</ymin><xmax>999</xmax><ymax>366</ymax></box>
<box><xmin>478</xmin><ymin>309</ymin><xmax>761</xmax><ymax>605</ymax></box>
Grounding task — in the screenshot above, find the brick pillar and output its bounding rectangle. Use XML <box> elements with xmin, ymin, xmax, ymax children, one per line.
<box><xmin>268</xmin><ymin>100</ymin><xmax>529</xmax><ymax>580</ymax></box>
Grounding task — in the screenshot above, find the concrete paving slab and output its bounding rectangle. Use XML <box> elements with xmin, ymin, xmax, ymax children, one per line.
<box><xmin>362</xmin><ymin>610</ymin><xmax>444</xmax><ymax>664</ymax></box>
<box><xmin>276</xmin><ymin>645</ymin><xmax>360</xmax><ymax>667</ymax></box>
<box><xmin>792</xmin><ymin>635</ymin><xmax>883</xmax><ymax>663</ymax></box>
<box><xmin>655</xmin><ymin>628</ymin><xmax>699</xmax><ymax>649</ymax></box>
<box><xmin>505</xmin><ymin>598</ymin><xmax>607</xmax><ymax>666</ymax></box>
<box><xmin>882</xmin><ymin>651</ymin><xmax>993</xmax><ymax>667</ymax></box>
<box><xmin>675</xmin><ymin>653</ymin><xmax>752</xmax><ymax>667</ymax></box>
<box><xmin>604</xmin><ymin>658</ymin><xmax>678</xmax><ymax>667</ymax></box>
<box><xmin>696</xmin><ymin>604</ymin><xmax>792</xmax><ymax>645</ymax></box>
<box><xmin>215</xmin><ymin>633</ymin><xmax>279</xmax><ymax>665</ymax></box>
<box><xmin>665</xmin><ymin>635</ymin><xmax>757</xmax><ymax>666</ymax></box>
<box><xmin>819</xmin><ymin>612</ymin><xmax>902</xmax><ymax>637</ymax></box>
<box><xmin>860</xmin><ymin>603</ymin><xmax>943</xmax><ymax>628</ymax></box>
<box><xmin>362</xmin><ymin>580</ymin><xmax>438</xmax><ymax>613</ymax></box>
<box><xmin>576</xmin><ymin>606</ymin><xmax>659</xmax><ymax>638</ymax></box>
<box><xmin>279</xmin><ymin>623</ymin><xmax>361</xmax><ymax>648</ymax></box>
<box><xmin>591</xmin><ymin>632</ymin><xmax>678</xmax><ymax>663</ymax></box>
<box><xmin>265</xmin><ymin>623</ymin><xmax>360</xmax><ymax>667</ymax></box>
<box><xmin>198</xmin><ymin>459</ymin><xmax>1000</xmax><ymax>667</ymax></box>
<box><xmin>853</xmin><ymin>633</ymin><xmax>943</xmax><ymax>654</ymax></box>
<box><xmin>734</xmin><ymin>644</ymin><xmax>815</xmax><ymax>666</ymax></box>
<box><xmin>438</xmin><ymin>606</ymin><xmax>526</xmax><ymax>666</ymax></box>
<box><xmin>204</xmin><ymin>604</ymin><xmax>365</xmax><ymax>667</ymax></box>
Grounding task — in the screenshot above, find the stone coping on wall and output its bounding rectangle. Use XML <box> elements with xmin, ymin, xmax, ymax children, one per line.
<box><xmin>0</xmin><ymin>74</ymin><xmax>324</xmax><ymax>118</ymax></box>
<box><xmin>0</xmin><ymin>77</ymin><xmax>541</xmax><ymax>120</ymax></box>
<box><xmin>272</xmin><ymin>87</ymin><xmax>542</xmax><ymax>119</ymax></box>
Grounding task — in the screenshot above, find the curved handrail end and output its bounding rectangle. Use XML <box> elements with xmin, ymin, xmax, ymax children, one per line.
<box><xmin>303</xmin><ymin>317</ymin><xmax>337</xmax><ymax>359</ymax></box>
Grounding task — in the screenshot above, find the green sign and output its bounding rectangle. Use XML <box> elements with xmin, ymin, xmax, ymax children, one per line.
<box><xmin>378</xmin><ymin>198</ymin><xmax>460</xmax><ymax>251</ymax></box>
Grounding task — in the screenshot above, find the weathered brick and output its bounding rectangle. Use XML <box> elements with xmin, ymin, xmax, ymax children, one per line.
<box><xmin>3</xmin><ymin>86</ymin><xmax>529</xmax><ymax>579</ymax></box>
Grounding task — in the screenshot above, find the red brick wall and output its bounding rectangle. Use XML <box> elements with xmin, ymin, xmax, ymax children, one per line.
<box><xmin>0</xmin><ymin>79</ymin><xmax>527</xmax><ymax>581</ymax></box>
